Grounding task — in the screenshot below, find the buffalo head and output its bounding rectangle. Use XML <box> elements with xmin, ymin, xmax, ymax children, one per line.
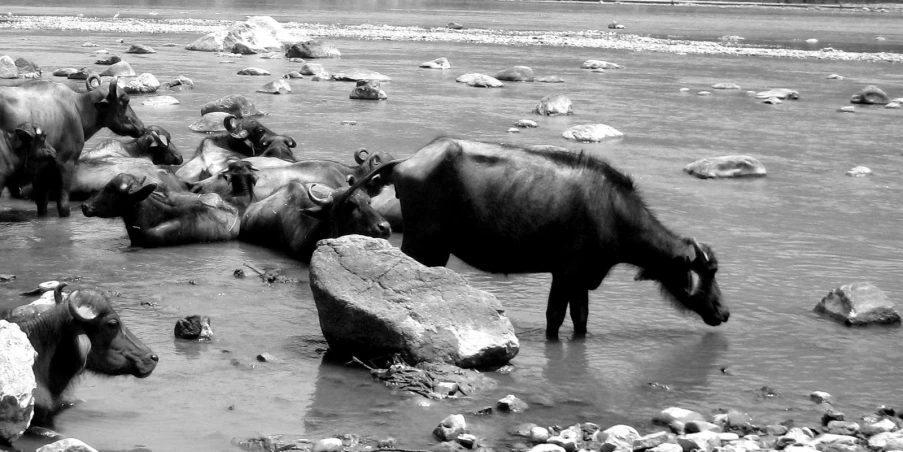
<box><xmin>81</xmin><ymin>173</ymin><xmax>156</xmax><ymax>218</ymax></box>
<box><xmin>348</xmin><ymin>149</ymin><xmax>395</xmax><ymax>197</ymax></box>
<box><xmin>222</xmin><ymin>115</ymin><xmax>279</xmax><ymax>155</ymax></box>
<box><xmin>138</xmin><ymin>126</ymin><xmax>182</xmax><ymax>165</ymax></box>
<box><xmin>302</xmin><ymin>183</ymin><xmax>391</xmax><ymax>239</ymax></box>
<box><xmin>12</xmin><ymin>122</ymin><xmax>57</xmax><ymax>164</ymax></box>
<box><xmin>258</xmin><ymin>134</ymin><xmax>297</xmax><ymax>162</ymax></box>
<box><xmin>67</xmin><ymin>288</ymin><xmax>158</xmax><ymax>378</ymax></box>
<box><xmin>95</xmin><ymin>77</ymin><xmax>145</xmax><ymax>138</ymax></box>
<box><xmin>635</xmin><ymin>238</ymin><xmax>728</xmax><ymax>327</ymax></box>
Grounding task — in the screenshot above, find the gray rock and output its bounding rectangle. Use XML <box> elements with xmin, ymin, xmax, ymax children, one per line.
<box><xmin>257</xmin><ymin>79</ymin><xmax>292</xmax><ymax>94</ymax></box>
<box><xmin>815</xmin><ymin>283</ymin><xmax>900</xmax><ymax>325</ymax></box>
<box><xmin>548</xmin><ymin>427</ymin><xmax>581</xmax><ymax>452</ymax></box>
<box><xmin>142</xmin><ymin>96</ymin><xmax>180</xmax><ymax>106</ymax></box>
<box><xmin>826</xmin><ymin>421</ymin><xmax>859</xmax><ymax>436</ymax></box>
<box><xmin>123</xmin><ymin>73</ymin><xmax>160</xmax><ymax>94</ymax></box>
<box><xmin>237</xmin><ymin>67</ymin><xmax>270</xmax><ymax>76</ymax></box>
<box><xmin>434</xmin><ymin>414</ymin><xmax>466</xmax><ymax>441</ymax></box>
<box><xmin>188</xmin><ymin>17</ymin><xmax>292</xmax><ymax>53</ymax></box>
<box><xmin>497</xmin><ymin>395</ymin><xmax>528</xmax><ymax>413</ymax></box>
<box><xmin>447</xmin><ymin>22</ymin><xmax>464</xmax><ymax>30</ymax></box>
<box><xmin>515</xmin><ymin>119</ymin><xmax>538</xmax><ymax>128</ymax></box>
<box><xmin>597</xmin><ymin>425</ymin><xmax>640</xmax><ymax>452</ymax></box>
<box><xmin>765</xmin><ymin>425</ymin><xmax>789</xmax><ymax>436</ymax></box>
<box><xmin>755</xmin><ymin>88</ymin><xmax>799</xmax><ymax>100</ymax></box>
<box><xmin>259</xmin><ymin>52</ymin><xmax>282</xmax><ymax>59</ymax></box>
<box><xmin>861</xmin><ymin>418</ymin><xmax>897</xmax><ymax>436</ymax></box>
<box><xmin>349</xmin><ymin>80</ymin><xmax>387</xmax><ymax>100</ymax></box>
<box><xmin>161</xmin><ymin>75</ymin><xmax>194</xmax><ymax>90</ymax></box>
<box><xmin>14</xmin><ymin>57</ymin><xmax>41</xmax><ymax>78</ymax></box>
<box><xmin>581</xmin><ymin>60</ymin><xmax>623</xmax><ymax>69</ymax></box>
<box><xmin>0</xmin><ymin>321</ymin><xmax>36</xmax><ymax>444</ymax></box>
<box><xmin>94</xmin><ymin>54</ymin><xmax>122</xmax><ymax>65</ymax></box>
<box><xmin>838</xmin><ymin>106</ymin><xmax>855</xmax><ymax>113</ymax></box>
<box><xmin>82</xmin><ymin>42</ymin><xmax>99</xmax><ymax>47</ymax></box>
<box><xmin>0</xmin><ymin>55</ymin><xmax>18</xmax><ymax>79</ymax></box>
<box><xmin>432</xmin><ymin>442</ymin><xmax>468</xmax><ymax>452</ymax></box>
<box><xmin>495</xmin><ymin>66</ymin><xmax>535</xmax><ymax>82</ymax></box>
<box><xmin>633</xmin><ymin>432</ymin><xmax>672</xmax><ymax>452</ymax></box>
<box><xmin>53</xmin><ymin>67</ymin><xmax>78</xmax><ymax>76</ymax></box>
<box><xmin>810</xmin><ymin>391</ymin><xmax>834</xmax><ymax>404</ymax></box>
<box><xmin>99</xmin><ymin>61</ymin><xmax>136</xmax><ymax>77</ymax></box>
<box><xmin>189</xmin><ymin>112</ymin><xmax>232</xmax><ymax>133</ymax></box>
<box><xmin>536</xmin><ymin>76</ymin><xmax>564</xmax><ymax>83</ymax></box>
<box><xmin>161</xmin><ymin>43</ymin><xmax>178</xmax><ymax>47</ymax></box>
<box><xmin>283</xmin><ymin>71</ymin><xmax>303</xmax><ymax>79</ymax></box>
<box><xmin>36</xmin><ymin>438</ymin><xmax>99</xmax><ymax>452</ymax></box>
<box><xmin>654</xmin><ymin>407</ymin><xmax>707</xmax><ymax>426</ymax></box>
<box><xmin>313</xmin><ymin>438</ymin><xmax>344</xmax><ymax>452</ymax></box>
<box><xmin>608</xmin><ymin>22</ymin><xmax>626</xmax><ymax>29</ymax></box>
<box><xmin>685</xmin><ymin>421</ymin><xmax>722</xmax><ymax>433</ymax></box>
<box><xmin>850</xmin><ymin>85</ymin><xmax>890</xmax><ymax>105</ymax></box>
<box><xmin>868</xmin><ymin>431</ymin><xmax>903</xmax><ymax>451</ymax></box>
<box><xmin>300</xmin><ymin>63</ymin><xmax>326</xmax><ymax>76</ymax></box>
<box><xmin>421</xmin><ymin>57</ymin><xmax>451</xmax><ymax>69</ymax></box>
<box><xmin>562</xmin><ymin>124</ymin><xmax>624</xmax><ymax>142</ymax></box>
<box><xmin>809</xmin><ymin>434</ymin><xmax>858</xmax><ymax>448</ymax></box>
<box><xmin>456</xmin><ymin>73</ymin><xmax>504</xmax><ymax>88</ymax></box>
<box><xmin>332</xmin><ymin>68</ymin><xmax>391</xmax><ymax>82</ymax></box>
<box><xmin>533</xmin><ymin>94</ymin><xmax>572</xmax><ymax>116</ymax></box>
<box><xmin>885</xmin><ymin>102</ymin><xmax>902</xmax><ymax>109</ymax></box>
<box><xmin>763</xmin><ymin>97</ymin><xmax>783</xmax><ymax>105</ymax></box>
<box><xmin>201</xmin><ymin>94</ymin><xmax>265</xmax><ymax>117</ymax></box>
<box><xmin>66</xmin><ymin>67</ymin><xmax>93</xmax><ymax>80</ymax></box>
<box><xmin>126</xmin><ymin>44</ymin><xmax>155</xmax><ymax>54</ymax></box>
<box><xmin>683</xmin><ymin>155</ymin><xmax>766</xmax><ymax>179</ymax></box>
<box><xmin>677</xmin><ymin>431</ymin><xmax>721</xmax><ymax>452</ymax></box>
<box><xmin>530</xmin><ymin>427</ymin><xmax>551</xmax><ymax>443</ymax></box>
<box><xmin>309</xmin><ymin>235</ymin><xmax>519</xmax><ymax>368</ymax></box>
<box><xmin>288</xmin><ymin>57</ymin><xmax>306</xmax><ymax>63</ymax></box>
<box><xmin>285</xmin><ymin>40</ymin><xmax>341</xmax><ymax>59</ymax></box>
<box><xmin>827</xmin><ymin>74</ymin><xmax>844</xmax><ymax>80</ymax></box>
<box><xmin>713</xmin><ymin>83</ymin><xmax>741</xmax><ymax>89</ymax></box>
<box><xmin>457</xmin><ymin>434</ymin><xmax>477</xmax><ymax>449</ymax></box>
<box><xmin>698</xmin><ymin>91</ymin><xmax>712</xmax><ymax>96</ymax></box>
<box><xmin>174</xmin><ymin>316</ymin><xmax>213</xmax><ymax>340</ymax></box>
<box><xmin>231</xmin><ymin>42</ymin><xmax>257</xmax><ymax>55</ymax></box>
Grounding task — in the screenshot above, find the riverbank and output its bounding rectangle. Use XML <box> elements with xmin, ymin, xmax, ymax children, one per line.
<box><xmin>1</xmin><ymin>15</ymin><xmax>902</xmax><ymax>63</ymax></box>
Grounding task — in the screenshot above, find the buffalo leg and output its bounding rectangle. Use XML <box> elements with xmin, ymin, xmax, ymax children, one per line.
<box><xmin>32</xmin><ymin>178</ymin><xmax>49</xmax><ymax>217</ymax></box>
<box><xmin>569</xmin><ymin>288</ymin><xmax>589</xmax><ymax>338</ymax></box>
<box><xmin>56</xmin><ymin>162</ymin><xmax>74</xmax><ymax>217</ymax></box>
<box><xmin>546</xmin><ymin>273</ymin><xmax>571</xmax><ymax>340</ymax></box>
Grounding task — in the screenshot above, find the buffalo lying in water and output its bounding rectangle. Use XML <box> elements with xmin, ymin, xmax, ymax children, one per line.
<box><xmin>353</xmin><ymin>137</ymin><xmax>729</xmax><ymax>339</ymax></box>
<box><xmin>81</xmin><ymin>125</ymin><xmax>182</xmax><ymax>165</ymax></box>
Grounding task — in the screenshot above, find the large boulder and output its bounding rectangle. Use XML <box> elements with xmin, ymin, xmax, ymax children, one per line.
<box><xmin>257</xmin><ymin>79</ymin><xmax>291</xmax><ymax>94</ymax></box>
<box><xmin>755</xmin><ymin>88</ymin><xmax>799</xmax><ymax>100</ymax></box>
<box><xmin>53</xmin><ymin>68</ymin><xmax>78</xmax><ymax>77</ymax></box>
<box><xmin>299</xmin><ymin>63</ymin><xmax>326</xmax><ymax>76</ymax></box>
<box><xmin>683</xmin><ymin>156</ymin><xmax>766</xmax><ymax>179</ymax></box>
<box><xmin>123</xmin><ymin>73</ymin><xmax>160</xmax><ymax>94</ymax></box>
<box><xmin>237</xmin><ymin>67</ymin><xmax>271</xmax><ymax>76</ymax></box>
<box><xmin>187</xmin><ymin>16</ymin><xmax>296</xmax><ymax>52</ymax></box>
<box><xmin>0</xmin><ymin>55</ymin><xmax>18</xmax><ymax>79</ymax></box>
<box><xmin>349</xmin><ymin>80</ymin><xmax>387</xmax><ymax>100</ymax></box>
<box><xmin>309</xmin><ymin>235</ymin><xmax>519</xmax><ymax>368</ymax></box>
<box><xmin>189</xmin><ymin>112</ymin><xmax>232</xmax><ymax>133</ymax></box>
<box><xmin>332</xmin><ymin>69</ymin><xmax>391</xmax><ymax>82</ymax></box>
<box><xmin>815</xmin><ymin>283</ymin><xmax>900</xmax><ymax>326</ymax></box>
<box><xmin>495</xmin><ymin>66</ymin><xmax>535</xmax><ymax>82</ymax></box>
<box><xmin>562</xmin><ymin>124</ymin><xmax>623</xmax><ymax>142</ymax></box>
<box><xmin>99</xmin><ymin>61</ymin><xmax>136</xmax><ymax>77</ymax></box>
<box><xmin>36</xmin><ymin>438</ymin><xmax>99</xmax><ymax>452</ymax></box>
<box><xmin>285</xmin><ymin>40</ymin><xmax>341</xmax><ymax>59</ymax></box>
<box><xmin>850</xmin><ymin>85</ymin><xmax>890</xmax><ymax>105</ymax></box>
<box><xmin>533</xmin><ymin>94</ymin><xmax>573</xmax><ymax>116</ymax></box>
<box><xmin>14</xmin><ymin>57</ymin><xmax>41</xmax><ymax>78</ymax></box>
<box><xmin>0</xmin><ymin>320</ymin><xmax>36</xmax><ymax>444</ymax></box>
<box><xmin>200</xmin><ymin>94</ymin><xmax>265</xmax><ymax>117</ymax></box>
<box><xmin>421</xmin><ymin>57</ymin><xmax>451</xmax><ymax>69</ymax></box>
<box><xmin>456</xmin><ymin>73</ymin><xmax>504</xmax><ymax>88</ymax></box>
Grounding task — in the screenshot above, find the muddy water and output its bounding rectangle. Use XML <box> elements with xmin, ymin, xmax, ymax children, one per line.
<box><xmin>2</xmin><ymin>2</ymin><xmax>903</xmax><ymax>452</ymax></box>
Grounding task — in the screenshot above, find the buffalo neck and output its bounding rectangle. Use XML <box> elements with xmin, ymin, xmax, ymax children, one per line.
<box><xmin>18</xmin><ymin>305</ymin><xmax>80</xmax><ymax>397</ymax></box>
<box><xmin>119</xmin><ymin>137</ymin><xmax>143</xmax><ymax>158</ymax></box>
<box><xmin>77</xmin><ymin>89</ymin><xmax>108</xmax><ymax>141</ymax></box>
<box><xmin>613</xmin><ymin>200</ymin><xmax>685</xmax><ymax>272</ymax></box>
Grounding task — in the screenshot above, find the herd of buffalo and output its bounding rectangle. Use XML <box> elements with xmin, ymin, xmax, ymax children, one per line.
<box><xmin>0</xmin><ymin>72</ymin><xmax>729</xmax><ymax>433</ymax></box>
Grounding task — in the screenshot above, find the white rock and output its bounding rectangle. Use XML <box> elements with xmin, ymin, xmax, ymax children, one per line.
<box><xmin>420</xmin><ymin>57</ymin><xmax>451</xmax><ymax>69</ymax></box>
<box><xmin>123</xmin><ymin>73</ymin><xmax>160</xmax><ymax>94</ymax></box>
<box><xmin>868</xmin><ymin>431</ymin><xmax>903</xmax><ymax>451</ymax></box>
<box><xmin>827</xmin><ymin>74</ymin><xmax>844</xmax><ymax>80</ymax></box>
<box><xmin>37</xmin><ymin>438</ymin><xmax>99</xmax><ymax>452</ymax></box>
<box><xmin>530</xmin><ymin>426</ymin><xmax>551</xmax><ymax>443</ymax></box>
<box><xmin>649</xmin><ymin>444</ymin><xmax>684</xmax><ymax>452</ymax></box>
<box><xmin>515</xmin><ymin>119</ymin><xmax>538</xmax><ymax>128</ymax></box>
<box><xmin>679</xmin><ymin>88</ymin><xmax>690</xmax><ymax>92</ymax></box>
<box><xmin>0</xmin><ymin>321</ymin><xmax>36</xmax><ymax>444</ymax></box>
<box><xmin>862</xmin><ymin>418</ymin><xmax>897</xmax><ymax>436</ymax></box>
<box><xmin>712</xmin><ymin>83</ymin><xmax>741</xmax><ymax>89</ymax></box>
<box><xmin>809</xmin><ymin>391</ymin><xmax>834</xmax><ymax>404</ymax></box>
<box><xmin>507</xmin><ymin>128</ymin><xmax>520</xmax><ymax>133</ymax></box>
<box><xmin>456</xmin><ymin>73</ymin><xmax>504</xmax><ymax>88</ymax></box>
<box><xmin>142</xmin><ymin>95</ymin><xmax>180</xmax><ymax>106</ymax></box>
<box><xmin>846</xmin><ymin>166</ymin><xmax>872</xmax><ymax>177</ymax></box>
<box><xmin>698</xmin><ymin>91</ymin><xmax>712</xmax><ymax>96</ymax></box>
<box><xmin>581</xmin><ymin>60</ymin><xmax>623</xmax><ymax>69</ymax></box>
<box><xmin>885</xmin><ymin>102</ymin><xmax>902</xmax><ymax>109</ymax></box>
<box><xmin>806</xmin><ymin>38</ymin><xmax>819</xmax><ymax>44</ymax></box>
<box><xmin>548</xmin><ymin>427</ymin><xmax>581</xmax><ymax>452</ymax></box>
<box><xmin>562</xmin><ymin>124</ymin><xmax>623</xmax><ymax>142</ymax></box>
<box><xmin>654</xmin><ymin>407</ymin><xmax>707</xmax><ymax>425</ymax></box>
<box><xmin>433</xmin><ymin>414</ymin><xmax>467</xmax><ymax>441</ymax></box>
<box><xmin>598</xmin><ymin>425</ymin><xmax>640</xmax><ymax>452</ymax></box>
<box><xmin>838</xmin><ymin>106</ymin><xmax>855</xmax><ymax>113</ymax></box>
<box><xmin>312</xmin><ymin>438</ymin><xmax>344</xmax><ymax>452</ymax></box>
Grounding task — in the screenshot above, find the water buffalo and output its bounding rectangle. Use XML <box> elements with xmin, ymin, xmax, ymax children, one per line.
<box><xmin>175</xmin><ymin>115</ymin><xmax>296</xmax><ymax>182</ymax></box>
<box><xmin>81</xmin><ymin>173</ymin><xmax>241</xmax><ymax>247</ymax></box>
<box><xmin>240</xmin><ymin>181</ymin><xmax>391</xmax><ymax>263</ymax></box>
<box><xmin>9</xmin><ymin>284</ymin><xmax>158</xmax><ymax>427</ymax></box>
<box><xmin>0</xmin><ymin>123</ymin><xmax>57</xmax><ymax>204</ymax></box>
<box><xmin>352</xmin><ymin>137</ymin><xmax>729</xmax><ymax>339</ymax></box>
<box><xmin>69</xmin><ymin>152</ymin><xmax>187</xmax><ymax>200</ymax></box>
<box><xmin>0</xmin><ymin>76</ymin><xmax>145</xmax><ymax>216</ymax></box>
<box><xmin>81</xmin><ymin>125</ymin><xmax>182</xmax><ymax>165</ymax></box>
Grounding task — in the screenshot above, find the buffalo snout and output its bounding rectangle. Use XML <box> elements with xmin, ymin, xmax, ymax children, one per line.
<box><xmin>376</xmin><ymin>220</ymin><xmax>391</xmax><ymax>238</ymax></box>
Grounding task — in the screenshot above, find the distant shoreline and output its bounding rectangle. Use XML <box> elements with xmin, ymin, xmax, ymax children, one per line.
<box><xmin>1</xmin><ymin>15</ymin><xmax>901</xmax><ymax>63</ymax></box>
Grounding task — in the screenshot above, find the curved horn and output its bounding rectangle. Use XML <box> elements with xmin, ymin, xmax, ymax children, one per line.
<box><xmin>287</xmin><ymin>136</ymin><xmax>296</xmax><ymax>148</ymax></box>
<box><xmin>53</xmin><ymin>282</ymin><xmax>69</xmax><ymax>305</ymax></box>
<box><xmin>68</xmin><ymin>291</ymin><xmax>98</xmax><ymax>322</ymax></box>
<box><xmin>307</xmin><ymin>183</ymin><xmax>333</xmax><ymax>207</ymax></box>
<box><xmin>353</xmin><ymin>148</ymin><xmax>369</xmax><ymax>164</ymax></box>
<box><xmin>691</xmin><ymin>237</ymin><xmax>709</xmax><ymax>262</ymax></box>
<box><xmin>223</xmin><ymin>115</ymin><xmax>237</xmax><ymax>132</ymax></box>
<box><xmin>109</xmin><ymin>76</ymin><xmax>119</xmax><ymax>97</ymax></box>
<box><xmin>86</xmin><ymin>74</ymin><xmax>102</xmax><ymax>91</ymax></box>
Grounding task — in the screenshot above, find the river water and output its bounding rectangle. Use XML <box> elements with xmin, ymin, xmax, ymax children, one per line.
<box><xmin>1</xmin><ymin>1</ymin><xmax>902</xmax><ymax>451</ymax></box>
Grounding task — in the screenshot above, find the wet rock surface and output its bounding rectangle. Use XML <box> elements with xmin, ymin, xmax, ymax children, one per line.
<box><xmin>815</xmin><ymin>283</ymin><xmax>900</xmax><ymax>325</ymax></box>
<box><xmin>456</xmin><ymin>73</ymin><xmax>504</xmax><ymax>88</ymax></box>
<box><xmin>285</xmin><ymin>40</ymin><xmax>341</xmax><ymax>59</ymax></box>
<box><xmin>683</xmin><ymin>155</ymin><xmax>767</xmax><ymax>179</ymax></box>
<box><xmin>0</xmin><ymin>321</ymin><xmax>36</xmax><ymax>444</ymax></box>
<box><xmin>200</xmin><ymin>94</ymin><xmax>264</xmax><ymax>117</ymax></box>
<box><xmin>533</xmin><ymin>94</ymin><xmax>572</xmax><ymax>116</ymax></box>
<box><xmin>562</xmin><ymin>124</ymin><xmax>623</xmax><ymax>142</ymax></box>
<box><xmin>349</xmin><ymin>80</ymin><xmax>387</xmax><ymax>100</ymax></box>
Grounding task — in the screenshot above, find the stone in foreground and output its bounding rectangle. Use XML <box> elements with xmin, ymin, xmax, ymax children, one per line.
<box><xmin>433</xmin><ymin>414</ymin><xmax>466</xmax><ymax>441</ymax></box>
<box><xmin>815</xmin><ymin>283</ymin><xmax>900</xmax><ymax>325</ymax></box>
<box><xmin>421</xmin><ymin>57</ymin><xmax>451</xmax><ymax>69</ymax></box>
<box><xmin>456</xmin><ymin>73</ymin><xmax>504</xmax><ymax>88</ymax></box>
<box><xmin>850</xmin><ymin>85</ymin><xmax>890</xmax><ymax>105</ymax></box>
<box><xmin>0</xmin><ymin>321</ymin><xmax>36</xmax><ymax>444</ymax></box>
<box><xmin>123</xmin><ymin>73</ymin><xmax>160</xmax><ymax>94</ymax></box>
<box><xmin>36</xmin><ymin>438</ymin><xmax>99</xmax><ymax>452</ymax></box>
<box><xmin>683</xmin><ymin>156</ymin><xmax>766</xmax><ymax>179</ymax></box>
<box><xmin>285</xmin><ymin>40</ymin><xmax>341</xmax><ymax>59</ymax></box>
<box><xmin>533</xmin><ymin>94</ymin><xmax>572</xmax><ymax>116</ymax></box>
<box><xmin>309</xmin><ymin>235</ymin><xmax>519</xmax><ymax>368</ymax></box>
<box><xmin>0</xmin><ymin>56</ymin><xmax>17</xmax><ymax>79</ymax></box>
<box><xmin>562</xmin><ymin>124</ymin><xmax>623</xmax><ymax>142</ymax></box>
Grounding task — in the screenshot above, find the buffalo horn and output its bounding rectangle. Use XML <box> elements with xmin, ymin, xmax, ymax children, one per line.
<box><xmin>307</xmin><ymin>183</ymin><xmax>333</xmax><ymax>206</ymax></box>
<box><xmin>691</xmin><ymin>237</ymin><xmax>709</xmax><ymax>262</ymax></box>
<box><xmin>109</xmin><ymin>76</ymin><xmax>119</xmax><ymax>98</ymax></box>
<box><xmin>353</xmin><ymin>148</ymin><xmax>369</xmax><ymax>164</ymax></box>
<box><xmin>68</xmin><ymin>291</ymin><xmax>99</xmax><ymax>322</ymax></box>
<box><xmin>86</xmin><ymin>74</ymin><xmax>102</xmax><ymax>91</ymax></box>
<box><xmin>158</xmin><ymin>134</ymin><xmax>168</xmax><ymax>146</ymax></box>
<box><xmin>287</xmin><ymin>136</ymin><xmax>296</xmax><ymax>148</ymax></box>
<box><xmin>53</xmin><ymin>282</ymin><xmax>69</xmax><ymax>305</ymax></box>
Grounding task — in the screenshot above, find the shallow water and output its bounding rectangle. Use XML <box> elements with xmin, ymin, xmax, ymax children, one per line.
<box><xmin>1</xmin><ymin>2</ymin><xmax>903</xmax><ymax>452</ymax></box>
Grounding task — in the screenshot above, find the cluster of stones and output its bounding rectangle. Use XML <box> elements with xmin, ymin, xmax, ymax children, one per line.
<box><xmin>0</xmin><ymin>55</ymin><xmax>42</xmax><ymax>79</ymax></box>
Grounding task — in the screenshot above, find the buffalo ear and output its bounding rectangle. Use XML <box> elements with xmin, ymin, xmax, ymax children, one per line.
<box><xmin>300</xmin><ymin>206</ymin><xmax>328</xmax><ymax>220</ymax></box>
<box><xmin>129</xmin><ymin>183</ymin><xmax>158</xmax><ymax>202</ymax></box>
<box><xmin>223</xmin><ymin>115</ymin><xmax>238</xmax><ymax>132</ymax></box>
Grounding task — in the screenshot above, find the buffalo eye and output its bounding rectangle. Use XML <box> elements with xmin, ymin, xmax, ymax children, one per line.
<box><xmin>107</xmin><ymin>318</ymin><xmax>120</xmax><ymax>330</ymax></box>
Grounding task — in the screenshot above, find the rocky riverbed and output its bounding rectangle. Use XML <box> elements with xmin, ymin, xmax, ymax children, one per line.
<box><xmin>2</xmin><ymin>15</ymin><xmax>902</xmax><ymax>63</ymax></box>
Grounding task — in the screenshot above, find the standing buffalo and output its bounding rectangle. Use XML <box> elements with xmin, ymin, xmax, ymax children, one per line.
<box><xmin>0</xmin><ymin>76</ymin><xmax>145</xmax><ymax>216</ymax></box>
<box><xmin>8</xmin><ymin>284</ymin><xmax>157</xmax><ymax>427</ymax></box>
<box><xmin>240</xmin><ymin>181</ymin><xmax>391</xmax><ymax>263</ymax></box>
<box><xmin>81</xmin><ymin>125</ymin><xmax>182</xmax><ymax>165</ymax></box>
<box><xmin>353</xmin><ymin>137</ymin><xmax>729</xmax><ymax>339</ymax></box>
<box><xmin>81</xmin><ymin>173</ymin><xmax>241</xmax><ymax>247</ymax></box>
<box><xmin>0</xmin><ymin>123</ymin><xmax>57</xmax><ymax>203</ymax></box>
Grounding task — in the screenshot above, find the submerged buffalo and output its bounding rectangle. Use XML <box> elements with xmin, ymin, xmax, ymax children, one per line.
<box><xmin>240</xmin><ymin>181</ymin><xmax>391</xmax><ymax>262</ymax></box>
<box><xmin>353</xmin><ymin>137</ymin><xmax>729</xmax><ymax>339</ymax></box>
<box><xmin>81</xmin><ymin>125</ymin><xmax>182</xmax><ymax>165</ymax></box>
<box><xmin>0</xmin><ymin>75</ymin><xmax>145</xmax><ymax>216</ymax></box>
<box><xmin>7</xmin><ymin>284</ymin><xmax>157</xmax><ymax>427</ymax></box>
<box><xmin>82</xmin><ymin>173</ymin><xmax>241</xmax><ymax>247</ymax></box>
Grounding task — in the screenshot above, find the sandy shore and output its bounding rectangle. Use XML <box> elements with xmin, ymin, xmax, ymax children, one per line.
<box><xmin>1</xmin><ymin>15</ymin><xmax>901</xmax><ymax>63</ymax></box>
